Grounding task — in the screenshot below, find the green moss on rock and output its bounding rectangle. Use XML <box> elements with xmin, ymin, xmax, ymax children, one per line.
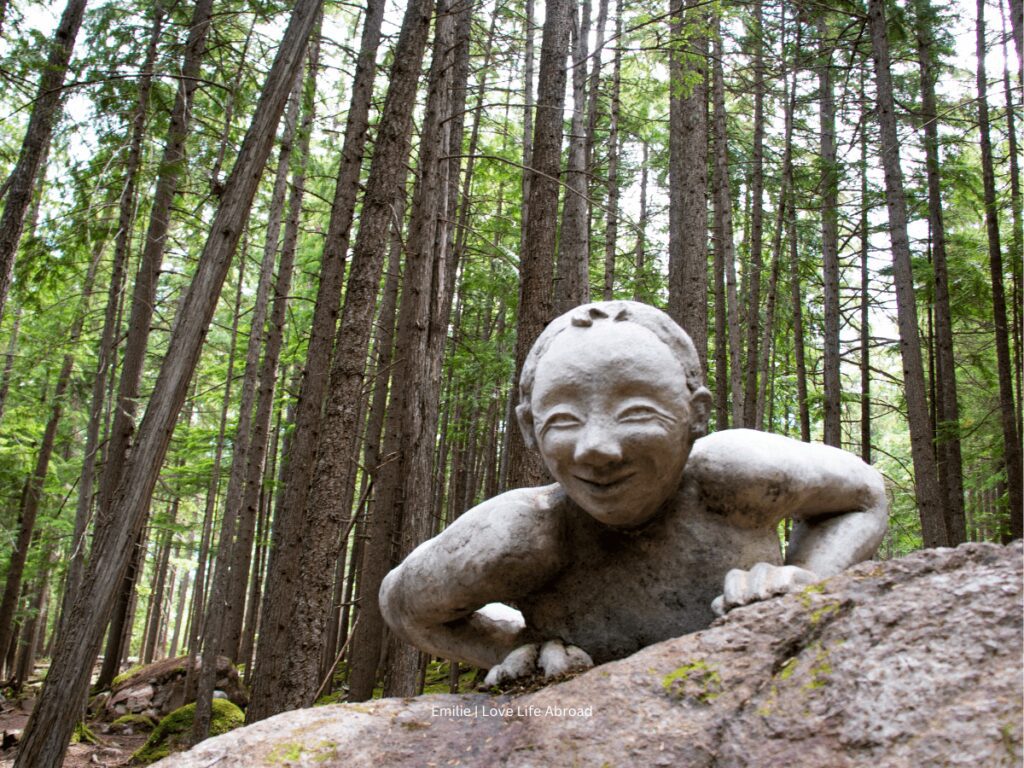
<box><xmin>111</xmin><ymin>665</ymin><xmax>146</xmax><ymax>689</ymax></box>
<box><xmin>111</xmin><ymin>713</ymin><xmax>157</xmax><ymax>732</ymax></box>
<box><xmin>661</xmin><ymin>659</ymin><xmax>722</xmax><ymax>703</ymax></box>
<box><xmin>132</xmin><ymin>699</ymin><xmax>244</xmax><ymax>765</ymax></box>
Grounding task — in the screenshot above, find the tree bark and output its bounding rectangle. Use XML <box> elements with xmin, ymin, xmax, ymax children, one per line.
<box><xmin>915</xmin><ymin>0</ymin><xmax>965</xmax><ymax>544</ymax></box>
<box><xmin>818</xmin><ymin>12</ymin><xmax>842</xmax><ymax>448</ymax></box>
<box><xmin>711</xmin><ymin>24</ymin><xmax>743</xmax><ymax>428</ymax></box>
<box><xmin>859</xmin><ymin>74</ymin><xmax>872</xmax><ymax>463</ymax></box>
<box><xmin>0</xmin><ymin>307</ymin><xmax>20</xmax><ymax>423</ymax></box>
<box><xmin>217</xmin><ymin>60</ymin><xmax>306</xmax><ymax>664</ymax></box>
<box><xmin>555</xmin><ymin>0</ymin><xmax>593</xmax><ymax>312</ymax></box>
<box><xmin>344</xmin><ymin>194</ymin><xmax>404</xmax><ymax>702</ymax></box>
<box><xmin>142</xmin><ymin>502</ymin><xmax>177</xmax><ymax>664</ymax></box>
<box><xmin>975</xmin><ymin>0</ymin><xmax>1023</xmax><ymax>539</ymax></box>
<box><xmin>60</xmin><ymin>5</ymin><xmax>164</xmax><ymax>637</ymax></box>
<box><xmin>741</xmin><ymin>0</ymin><xmax>766</xmax><ymax>429</ymax></box>
<box><xmin>1000</xmin><ymin>0</ymin><xmax>1023</xmax><ymax>446</ymax></box>
<box><xmin>94</xmin><ymin>0</ymin><xmax>216</xmax><ymax>677</ymax></box>
<box><xmin>867</xmin><ymin>0</ymin><xmax>946</xmax><ymax>548</ymax></box>
<box><xmin>16</xmin><ymin>2</ymin><xmax>323</xmax><ymax>762</ymax></box>
<box><xmin>0</xmin><ymin>0</ymin><xmax>87</xmax><ymax>325</ymax></box>
<box><xmin>602</xmin><ymin>8</ymin><xmax>622</xmax><ymax>301</ymax></box>
<box><xmin>248</xmin><ymin>0</ymin><xmax>387</xmax><ymax>715</ymax></box>
<box><xmin>505</xmin><ymin>0</ymin><xmax>572</xmax><ymax>488</ymax></box>
<box><xmin>383</xmin><ymin>0</ymin><xmax>471</xmax><ymax>696</ymax></box>
<box><xmin>667</xmin><ymin>0</ymin><xmax>708</xmax><ymax>367</ymax></box>
<box><xmin>252</xmin><ymin>0</ymin><xmax>430</xmax><ymax>716</ymax></box>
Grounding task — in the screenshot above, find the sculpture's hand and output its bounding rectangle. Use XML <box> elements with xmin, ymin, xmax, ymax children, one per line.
<box><xmin>482</xmin><ymin>640</ymin><xmax>593</xmax><ymax>687</ymax></box>
<box><xmin>711</xmin><ymin>562</ymin><xmax>817</xmax><ymax>616</ymax></box>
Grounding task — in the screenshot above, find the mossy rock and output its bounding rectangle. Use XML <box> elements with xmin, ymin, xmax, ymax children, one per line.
<box><xmin>111</xmin><ymin>664</ymin><xmax>147</xmax><ymax>689</ymax></box>
<box><xmin>132</xmin><ymin>699</ymin><xmax>244</xmax><ymax>765</ymax></box>
<box><xmin>110</xmin><ymin>713</ymin><xmax>158</xmax><ymax>733</ymax></box>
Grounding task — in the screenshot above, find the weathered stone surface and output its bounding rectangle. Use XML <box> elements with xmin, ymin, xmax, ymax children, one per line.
<box><xmin>157</xmin><ymin>542</ymin><xmax>1022</xmax><ymax>768</ymax></box>
<box><xmin>101</xmin><ymin>656</ymin><xmax>247</xmax><ymax>722</ymax></box>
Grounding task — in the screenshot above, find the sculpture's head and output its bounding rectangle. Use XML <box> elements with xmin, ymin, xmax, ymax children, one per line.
<box><xmin>517</xmin><ymin>301</ymin><xmax>712</xmax><ymax>528</ymax></box>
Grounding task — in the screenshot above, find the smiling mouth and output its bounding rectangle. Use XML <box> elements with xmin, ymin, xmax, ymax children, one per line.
<box><xmin>575</xmin><ymin>473</ymin><xmax>635</xmax><ymax>492</ymax></box>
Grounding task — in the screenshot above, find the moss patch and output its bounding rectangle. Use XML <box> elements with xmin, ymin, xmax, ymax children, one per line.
<box><xmin>71</xmin><ymin>722</ymin><xmax>99</xmax><ymax>744</ymax></box>
<box><xmin>267</xmin><ymin>740</ymin><xmax>339</xmax><ymax>765</ymax></box>
<box><xmin>132</xmin><ymin>699</ymin><xmax>244</xmax><ymax>765</ymax></box>
<box><xmin>111</xmin><ymin>664</ymin><xmax>146</xmax><ymax>689</ymax></box>
<box><xmin>661</xmin><ymin>659</ymin><xmax>722</xmax><ymax>703</ymax></box>
<box><xmin>111</xmin><ymin>713</ymin><xmax>157</xmax><ymax>732</ymax></box>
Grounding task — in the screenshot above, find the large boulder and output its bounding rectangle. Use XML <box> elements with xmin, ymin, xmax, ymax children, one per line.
<box><xmin>101</xmin><ymin>655</ymin><xmax>248</xmax><ymax>722</ymax></box>
<box><xmin>156</xmin><ymin>542</ymin><xmax>1023</xmax><ymax>767</ymax></box>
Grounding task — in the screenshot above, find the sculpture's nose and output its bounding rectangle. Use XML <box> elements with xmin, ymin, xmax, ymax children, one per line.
<box><xmin>572</xmin><ymin>419</ymin><xmax>623</xmax><ymax>466</ymax></box>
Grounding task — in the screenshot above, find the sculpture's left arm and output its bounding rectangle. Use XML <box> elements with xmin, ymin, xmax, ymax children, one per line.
<box><xmin>691</xmin><ymin>429</ymin><xmax>888</xmax><ymax>612</ymax></box>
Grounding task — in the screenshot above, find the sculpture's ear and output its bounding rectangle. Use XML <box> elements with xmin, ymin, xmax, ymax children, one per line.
<box><xmin>516</xmin><ymin>402</ymin><xmax>537</xmax><ymax>451</ymax></box>
<box><xmin>689</xmin><ymin>386</ymin><xmax>712</xmax><ymax>440</ymax></box>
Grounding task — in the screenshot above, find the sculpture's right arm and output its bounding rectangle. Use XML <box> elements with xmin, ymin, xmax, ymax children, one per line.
<box><xmin>379</xmin><ymin>486</ymin><xmax>565</xmax><ymax>669</ymax></box>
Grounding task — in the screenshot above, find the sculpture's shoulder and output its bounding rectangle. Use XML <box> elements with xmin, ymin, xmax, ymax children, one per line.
<box><xmin>686</xmin><ymin>429</ymin><xmax>808</xmax><ymax>525</ymax></box>
<box><xmin>437</xmin><ymin>484</ymin><xmax>568</xmax><ymax>568</ymax></box>
<box><xmin>687</xmin><ymin>428</ymin><xmax>794</xmax><ymax>482</ymax></box>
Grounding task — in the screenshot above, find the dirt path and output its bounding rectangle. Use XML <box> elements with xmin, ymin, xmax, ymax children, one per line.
<box><xmin>0</xmin><ymin>693</ymin><xmax>148</xmax><ymax>767</ymax></box>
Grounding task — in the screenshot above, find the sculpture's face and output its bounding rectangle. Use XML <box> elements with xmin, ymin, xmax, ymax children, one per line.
<box><xmin>531</xmin><ymin>321</ymin><xmax>694</xmax><ymax>528</ymax></box>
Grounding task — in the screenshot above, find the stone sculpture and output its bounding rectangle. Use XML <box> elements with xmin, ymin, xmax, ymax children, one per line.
<box><xmin>380</xmin><ymin>301</ymin><xmax>888</xmax><ymax>685</ymax></box>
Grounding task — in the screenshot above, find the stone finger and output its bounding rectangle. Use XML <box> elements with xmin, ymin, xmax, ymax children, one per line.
<box><xmin>723</xmin><ymin>568</ymin><xmax>749</xmax><ymax>608</ymax></box>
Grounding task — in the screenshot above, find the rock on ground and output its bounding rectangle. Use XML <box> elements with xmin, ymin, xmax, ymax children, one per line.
<box><xmin>100</xmin><ymin>656</ymin><xmax>248</xmax><ymax>722</ymax></box>
<box><xmin>156</xmin><ymin>542</ymin><xmax>1023</xmax><ymax>768</ymax></box>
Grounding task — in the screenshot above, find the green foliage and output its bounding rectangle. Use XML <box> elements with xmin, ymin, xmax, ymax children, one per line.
<box><xmin>421</xmin><ymin>660</ymin><xmax>480</xmax><ymax>695</ymax></box>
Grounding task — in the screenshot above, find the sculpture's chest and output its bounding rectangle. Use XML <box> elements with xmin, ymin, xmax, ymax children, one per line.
<box><xmin>516</xmin><ymin>493</ymin><xmax>782</xmax><ymax>664</ymax></box>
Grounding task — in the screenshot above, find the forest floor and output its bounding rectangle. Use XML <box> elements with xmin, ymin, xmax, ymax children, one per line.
<box><xmin>0</xmin><ymin>682</ymin><xmax>148</xmax><ymax>767</ymax></box>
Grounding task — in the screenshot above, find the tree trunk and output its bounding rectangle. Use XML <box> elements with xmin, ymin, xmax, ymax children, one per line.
<box><xmin>634</xmin><ymin>141</ymin><xmax>649</xmax><ymax>302</ymax></box>
<box><xmin>602</xmin><ymin>9</ymin><xmax>622</xmax><ymax>301</ymax></box>
<box><xmin>187</xmin><ymin>12</ymin><xmax>326</xmax><ymax>745</ymax></box>
<box><xmin>344</xmin><ymin>197</ymin><xmax>404</xmax><ymax>702</ymax></box>
<box><xmin>16</xmin><ymin>3</ymin><xmax>322</xmax><ymax>762</ymax></box>
<box><xmin>167</xmin><ymin>533</ymin><xmax>193</xmax><ymax>659</ymax></box>
<box><xmin>975</xmin><ymin>0</ymin><xmax>1023</xmax><ymax>538</ymax></box>
<box><xmin>94</xmin><ymin>0</ymin><xmax>216</xmax><ymax>676</ymax></box>
<box><xmin>818</xmin><ymin>12</ymin><xmax>842</xmax><ymax>448</ymax></box>
<box><xmin>60</xmin><ymin>5</ymin><xmax>164</xmax><ymax>636</ymax></box>
<box><xmin>555</xmin><ymin>0</ymin><xmax>592</xmax><ymax>313</ymax></box>
<box><xmin>867</xmin><ymin>0</ymin><xmax>946</xmax><ymax>548</ymax></box>
<box><xmin>711</xmin><ymin>24</ymin><xmax>743</xmax><ymax>427</ymax></box>
<box><xmin>142</xmin><ymin>502</ymin><xmax>178</xmax><ymax>664</ymax></box>
<box><xmin>1001</xmin><ymin>0</ymin><xmax>1023</xmax><ymax>445</ymax></box>
<box><xmin>12</xmin><ymin>538</ymin><xmax>55</xmax><ymax>689</ymax></box>
<box><xmin>915</xmin><ymin>0</ymin><xmax>965</xmax><ymax>543</ymax></box>
<box><xmin>859</xmin><ymin>74</ymin><xmax>872</xmax><ymax>463</ymax></box>
<box><xmin>506</xmin><ymin>0</ymin><xmax>572</xmax><ymax>488</ymax></box>
<box><xmin>667</xmin><ymin>0</ymin><xmax>708</xmax><ymax>367</ymax></box>
<box><xmin>741</xmin><ymin>0</ymin><xmax>766</xmax><ymax>429</ymax></box>
<box><xmin>252</xmin><ymin>0</ymin><xmax>431</xmax><ymax>717</ymax></box>
<box><xmin>232</xmin><ymin>52</ymin><xmax>318</xmax><ymax>666</ymax></box>
<box><xmin>756</xmin><ymin>28</ymin><xmax>795</xmax><ymax>432</ymax></box>
<box><xmin>248</xmin><ymin>0</ymin><xmax>387</xmax><ymax>716</ymax></box>
<box><xmin>217</xmin><ymin>60</ymin><xmax>307</xmax><ymax>664</ymax></box>
<box><xmin>0</xmin><ymin>307</ymin><xmax>20</xmax><ymax>423</ymax></box>
<box><xmin>0</xmin><ymin>0</ymin><xmax>87</xmax><ymax>325</ymax></box>
<box><xmin>186</xmin><ymin>257</ymin><xmax>246</xmax><ymax>658</ymax></box>
<box><xmin>384</xmin><ymin>0</ymin><xmax>471</xmax><ymax>696</ymax></box>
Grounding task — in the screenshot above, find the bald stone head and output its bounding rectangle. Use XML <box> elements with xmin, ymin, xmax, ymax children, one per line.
<box><xmin>517</xmin><ymin>301</ymin><xmax>712</xmax><ymax>527</ymax></box>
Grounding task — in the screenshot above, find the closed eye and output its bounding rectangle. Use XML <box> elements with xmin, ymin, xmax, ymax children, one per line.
<box><xmin>616</xmin><ymin>404</ymin><xmax>674</xmax><ymax>424</ymax></box>
<box><xmin>539</xmin><ymin>411</ymin><xmax>583</xmax><ymax>435</ymax></box>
